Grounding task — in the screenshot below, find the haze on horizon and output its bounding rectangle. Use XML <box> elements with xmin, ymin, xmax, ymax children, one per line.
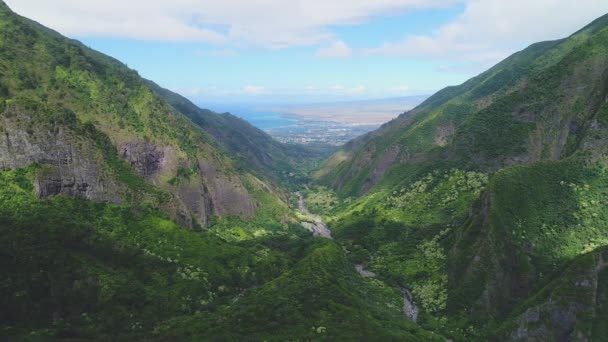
<box><xmin>7</xmin><ymin>0</ymin><xmax>608</xmax><ymax>105</ymax></box>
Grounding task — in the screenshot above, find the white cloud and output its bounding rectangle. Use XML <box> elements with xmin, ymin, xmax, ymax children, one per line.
<box><xmin>242</xmin><ymin>85</ymin><xmax>268</xmax><ymax>95</ymax></box>
<box><xmin>7</xmin><ymin>0</ymin><xmax>604</xmax><ymax>66</ymax></box>
<box><xmin>368</xmin><ymin>0</ymin><xmax>608</xmax><ymax>67</ymax></box>
<box><xmin>316</xmin><ymin>40</ymin><xmax>353</xmax><ymax>58</ymax></box>
<box><xmin>4</xmin><ymin>0</ymin><xmax>460</xmax><ymax>47</ymax></box>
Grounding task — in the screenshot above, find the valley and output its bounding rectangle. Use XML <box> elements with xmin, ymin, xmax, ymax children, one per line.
<box><xmin>297</xmin><ymin>189</ymin><xmax>420</xmax><ymax>326</ymax></box>
<box><xmin>2</xmin><ymin>0</ymin><xmax>608</xmax><ymax>340</ymax></box>
<box><xmin>206</xmin><ymin>97</ymin><xmax>428</xmax><ymax>146</ymax></box>
<box><xmin>267</xmin><ymin>119</ymin><xmax>378</xmax><ymax>146</ymax></box>
<box><xmin>296</xmin><ymin>191</ymin><xmax>333</xmax><ymax>239</ymax></box>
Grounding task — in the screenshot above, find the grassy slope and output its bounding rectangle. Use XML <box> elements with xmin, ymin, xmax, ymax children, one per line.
<box><xmin>0</xmin><ymin>1</ymin><xmax>296</xmax><ymax>229</ymax></box>
<box><xmin>316</xmin><ymin>13</ymin><xmax>608</xmax><ymax>197</ymax></box>
<box><xmin>313</xmin><ymin>13</ymin><xmax>608</xmax><ymax>340</ymax></box>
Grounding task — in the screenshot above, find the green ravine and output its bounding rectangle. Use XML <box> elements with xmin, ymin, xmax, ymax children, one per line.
<box><xmin>3</xmin><ymin>0</ymin><xmax>608</xmax><ymax>340</ymax></box>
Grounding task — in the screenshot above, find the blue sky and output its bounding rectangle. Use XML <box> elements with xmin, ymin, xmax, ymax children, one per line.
<box><xmin>6</xmin><ymin>0</ymin><xmax>608</xmax><ymax>104</ymax></box>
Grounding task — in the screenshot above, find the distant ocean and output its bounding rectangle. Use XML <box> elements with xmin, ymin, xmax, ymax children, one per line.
<box><xmin>202</xmin><ymin>104</ymin><xmax>297</xmax><ymax>130</ymax></box>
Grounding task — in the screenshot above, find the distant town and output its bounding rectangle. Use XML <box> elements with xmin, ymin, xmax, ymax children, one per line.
<box><xmin>266</xmin><ymin>120</ymin><xmax>379</xmax><ymax>146</ymax></box>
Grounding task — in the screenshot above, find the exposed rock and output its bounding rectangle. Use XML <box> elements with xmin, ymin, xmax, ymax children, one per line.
<box><xmin>0</xmin><ymin>106</ymin><xmax>261</xmax><ymax>226</ymax></box>
<box><xmin>296</xmin><ymin>192</ymin><xmax>332</xmax><ymax>239</ymax></box>
<box><xmin>506</xmin><ymin>250</ymin><xmax>608</xmax><ymax>341</ymax></box>
<box><xmin>120</xmin><ymin>142</ymin><xmax>164</xmax><ymax>176</ymax></box>
<box><xmin>173</xmin><ymin>180</ymin><xmax>213</xmax><ymax>227</ymax></box>
<box><xmin>402</xmin><ymin>288</ymin><xmax>418</xmax><ymax>323</ymax></box>
<box><xmin>355</xmin><ymin>264</ymin><xmax>376</xmax><ymax>278</ymax></box>
<box><xmin>0</xmin><ymin>110</ymin><xmax>121</xmax><ymax>202</ymax></box>
<box><xmin>198</xmin><ymin>160</ymin><xmax>255</xmax><ymax>218</ymax></box>
<box><xmin>434</xmin><ymin>123</ymin><xmax>455</xmax><ymax>147</ymax></box>
<box><xmin>361</xmin><ymin>145</ymin><xmax>401</xmax><ymax>194</ymax></box>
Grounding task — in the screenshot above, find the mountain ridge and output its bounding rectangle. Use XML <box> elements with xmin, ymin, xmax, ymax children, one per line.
<box><xmin>313</xmin><ymin>10</ymin><xmax>608</xmax><ymax>340</ymax></box>
<box><xmin>4</xmin><ymin>1</ymin><xmax>608</xmax><ymax>340</ymax></box>
<box><xmin>0</xmin><ymin>0</ymin><xmax>312</xmax><ymax>229</ymax></box>
<box><xmin>0</xmin><ymin>1</ymin><xmax>441</xmax><ymax>340</ymax></box>
<box><xmin>316</xmin><ymin>12</ymin><xmax>608</xmax><ymax>196</ymax></box>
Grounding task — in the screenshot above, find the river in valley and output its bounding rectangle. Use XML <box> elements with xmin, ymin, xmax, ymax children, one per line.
<box><xmin>296</xmin><ymin>191</ymin><xmax>418</xmax><ymax>322</ymax></box>
<box><xmin>296</xmin><ymin>192</ymin><xmax>333</xmax><ymax>239</ymax></box>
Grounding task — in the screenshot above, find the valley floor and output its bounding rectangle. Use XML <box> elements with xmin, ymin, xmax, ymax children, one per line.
<box><xmin>296</xmin><ymin>190</ymin><xmax>420</xmax><ymax>327</ymax></box>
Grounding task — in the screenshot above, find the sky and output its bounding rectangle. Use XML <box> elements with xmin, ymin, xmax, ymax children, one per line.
<box><xmin>6</xmin><ymin>0</ymin><xmax>608</xmax><ymax>104</ymax></box>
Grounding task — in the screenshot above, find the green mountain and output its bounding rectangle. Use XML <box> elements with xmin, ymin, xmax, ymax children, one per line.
<box><xmin>145</xmin><ymin>80</ymin><xmax>332</xmax><ymax>186</ymax></box>
<box><xmin>4</xmin><ymin>0</ymin><xmax>608</xmax><ymax>339</ymax></box>
<box><xmin>0</xmin><ymin>0</ymin><xmax>294</xmax><ymax>229</ymax></box>
<box><xmin>313</xmin><ymin>12</ymin><xmax>608</xmax><ymax>340</ymax></box>
<box><xmin>316</xmin><ymin>13</ymin><xmax>608</xmax><ymax>196</ymax></box>
<box><xmin>0</xmin><ymin>2</ymin><xmax>438</xmax><ymax>340</ymax></box>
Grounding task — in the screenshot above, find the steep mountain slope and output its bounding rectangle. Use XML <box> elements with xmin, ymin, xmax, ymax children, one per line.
<box><xmin>146</xmin><ymin>81</ymin><xmax>330</xmax><ymax>185</ymax></box>
<box><xmin>6</xmin><ymin>0</ymin><xmax>608</xmax><ymax>339</ymax></box>
<box><xmin>313</xmin><ymin>13</ymin><xmax>608</xmax><ymax>341</ymax></box>
<box><xmin>0</xmin><ymin>2</ymin><xmax>441</xmax><ymax>340</ymax></box>
<box><xmin>0</xmin><ymin>165</ymin><xmax>297</xmax><ymax>339</ymax></box>
<box><xmin>0</xmin><ymin>164</ymin><xmax>439</xmax><ymax>340</ymax></box>
<box><xmin>316</xmin><ymin>13</ymin><xmax>608</xmax><ymax>196</ymax></box>
<box><xmin>0</xmin><ymin>0</ymin><xmax>295</xmax><ymax>228</ymax></box>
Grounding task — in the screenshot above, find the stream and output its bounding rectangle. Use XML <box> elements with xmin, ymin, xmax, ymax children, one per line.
<box><xmin>296</xmin><ymin>191</ymin><xmax>418</xmax><ymax>323</ymax></box>
<box><xmin>296</xmin><ymin>192</ymin><xmax>333</xmax><ymax>239</ymax></box>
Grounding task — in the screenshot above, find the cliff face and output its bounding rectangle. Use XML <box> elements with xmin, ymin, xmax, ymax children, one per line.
<box><xmin>0</xmin><ymin>2</ymin><xmax>273</xmax><ymax>227</ymax></box>
<box><xmin>0</xmin><ymin>105</ymin><xmax>122</xmax><ymax>202</ymax></box>
<box><xmin>503</xmin><ymin>248</ymin><xmax>608</xmax><ymax>340</ymax></box>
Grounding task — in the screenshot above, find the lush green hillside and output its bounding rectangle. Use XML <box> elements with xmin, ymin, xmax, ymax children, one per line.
<box><xmin>4</xmin><ymin>0</ymin><xmax>608</xmax><ymax>340</ymax></box>
<box><xmin>0</xmin><ymin>165</ymin><xmax>440</xmax><ymax>340</ymax></box>
<box><xmin>316</xmin><ymin>13</ymin><xmax>608</xmax><ymax>197</ymax></box>
<box><xmin>0</xmin><ymin>0</ymin><xmax>303</xmax><ymax>231</ymax></box>
<box><xmin>146</xmin><ymin>80</ymin><xmax>332</xmax><ymax>187</ymax></box>
<box><xmin>313</xmin><ymin>12</ymin><xmax>608</xmax><ymax>341</ymax></box>
<box><xmin>0</xmin><ymin>1</ymin><xmax>439</xmax><ymax>340</ymax></box>
<box><xmin>0</xmin><ymin>165</ymin><xmax>297</xmax><ymax>339</ymax></box>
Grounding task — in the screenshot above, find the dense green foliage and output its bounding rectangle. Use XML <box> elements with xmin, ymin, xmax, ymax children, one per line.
<box><xmin>3</xmin><ymin>1</ymin><xmax>608</xmax><ymax>340</ymax></box>
<box><xmin>0</xmin><ymin>0</ymin><xmax>311</xmax><ymax>231</ymax></box>
<box><xmin>301</xmin><ymin>186</ymin><xmax>341</xmax><ymax>216</ymax></box>
<box><xmin>317</xmin><ymin>12</ymin><xmax>608</xmax><ymax>195</ymax></box>
<box><xmin>0</xmin><ymin>166</ymin><xmax>292</xmax><ymax>339</ymax></box>
<box><xmin>156</xmin><ymin>242</ymin><xmax>443</xmax><ymax>341</ymax></box>
<box><xmin>314</xmin><ymin>11</ymin><xmax>608</xmax><ymax>341</ymax></box>
<box><xmin>0</xmin><ymin>166</ymin><xmax>441</xmax><ymax>340</ymax></box>
<box><xmin>1</xmin><ymin>2</ymin><xmax>408</xmax><ymax>340</ymax></box>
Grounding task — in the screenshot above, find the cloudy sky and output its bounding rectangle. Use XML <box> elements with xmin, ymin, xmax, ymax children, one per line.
<box><xmin>6</xmin><ymin>0</ymin><xmax>608</xmax><ymax>104</ymax></box>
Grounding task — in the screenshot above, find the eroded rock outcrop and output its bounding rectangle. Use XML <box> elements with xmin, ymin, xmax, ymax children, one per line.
<box><xmin>116</xmin><ymin>139</ymin><xmax>256</xmax><ymax>224</ymax></box>
<box><xmin>120</xmin><ymin>142</ymin><xmax>165</xmax><ymax>177</ymax></box>
<box><xmin>0</xmin><ymin>104</ymin><xmax>259</xmax><ymax>227</ymax></box>
<box><xmin>198</xmin><ymin>160</ymin><xmax>255</xmax><ymax>218</ymax></box>
<box><xmin>0</xmin><ymin>109</ymin><xmax>121</xmax><ymax>202</ymax></box>
<box><xmin>507</xmin><ymin>250</ymin><xmax>608</xmax><ymax>341</ymax></box>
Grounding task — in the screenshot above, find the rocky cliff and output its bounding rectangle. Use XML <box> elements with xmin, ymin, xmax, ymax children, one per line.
<box><xmin>0</xmin><ymin>2</ymin><xmax>279</xmax><ymax>227</ymax></box>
